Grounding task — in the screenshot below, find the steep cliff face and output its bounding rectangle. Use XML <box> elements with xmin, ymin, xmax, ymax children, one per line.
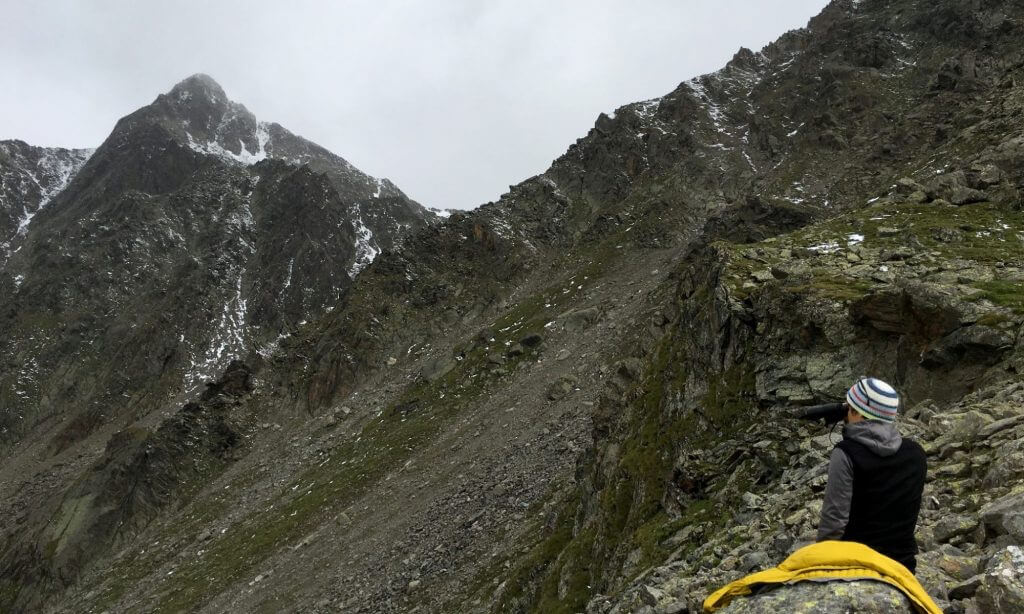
<box><xmin>2</xmin><ymin>1</ymin><xmax>1024</xmax><ymax>613</ymax></box>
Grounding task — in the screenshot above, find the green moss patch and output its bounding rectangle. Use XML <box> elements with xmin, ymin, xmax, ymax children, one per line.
<box><xmin>972</xmin><ymin>279</ymin><xmax>1024</xmax><ymax>313</ymax></box>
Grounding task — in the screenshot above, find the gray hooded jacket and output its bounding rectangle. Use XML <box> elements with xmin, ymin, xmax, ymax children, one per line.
<box><xmin>817</xmin><ymin>420</ymin><xmax>903</xmax><ymax>541</ymax></box>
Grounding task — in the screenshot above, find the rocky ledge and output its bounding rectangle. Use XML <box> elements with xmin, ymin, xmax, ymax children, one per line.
<box><xmin>586</xmin><ymin>168</ymin><xmax>1023</xmax><ymax>613</ymax></box>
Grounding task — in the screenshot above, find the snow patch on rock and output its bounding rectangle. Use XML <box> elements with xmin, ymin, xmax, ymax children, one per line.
<box><xmin>186</xmin><ymin>120</ymin><xmax>270</xmax><ymax>166</ymax></box>
<box><xmin>347</xmin><ymin>205</ymin><xmax>380</xmax><ymax>279</ymax></box>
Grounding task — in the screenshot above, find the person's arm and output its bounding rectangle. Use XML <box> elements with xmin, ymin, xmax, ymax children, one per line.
<box><xmin>817</xmin><ymin>447</ymin><xmax>854</xmax><ymax>541</ymax></box>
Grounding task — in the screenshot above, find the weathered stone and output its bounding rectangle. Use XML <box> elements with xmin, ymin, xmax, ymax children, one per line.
<box><xmin>948</xmin><ymin>575</ymin><xmax>984</xmax><ymax>600</ymax></box>
<box><xmin>934</xmin><ymin>463</ymin><xmax>971</xmax><ymax>480</ymax></box>
<box><xmin>784</xmin><ymin>509</ymin><xmax>807</xmax><ymax>527</ymax></box>
<box><xmin>741</xmin><ymin>492</ymin><xmax>763</xmax><ymax>509</ymax></box>
<box><xmin>421</xmin><ymin>355</ymin><xmax>456</xmax><ymax>381</ymax></box>
<box><xmin>933</xmin><ymin>515</ymin><xmax>980</xmax><ymax>543</ymax></box>
<box><xmin>559</xmin><ymin>307</ymin><xmax>601</xmax><ymax>333</ymax></box>
<box><xmin>908</xmin><ymin>190</ymin><xmax>929</xmax><ymax>203</ymax></box>
<box><xmin>975</xmin><ymin>546</ymin><xmax>1024</xmax><ymax>613</ymax></box>
<box><xmin>896</xmin><ymin>177</ymin><xmax>926</xmax><ymax>195</ymax></box>
<box><xmin>655</xmin><ymin>601</ymin><xmax>687</xmax><ymax>614</ymax></box>
<box><xmin>717</xmin><ymin>579</ymin><xmax>915</xmax><ymax>612</ymax></box>
<box><xmin>981</xmin><ymin>492</ymin><xmax>1024</xmax><ymax>542</ymax></box>
<box><xmin>616</xmin><ymin>358</ymin><xmax>643</xmax><ymax>381</ymax></box>
<box><xmin>640</xmin><ymin>585</ymin><xmax>666</xmax><ymax>606</ymax></box>
<box><xmin>967</xmin><ymin>163</ymin><xmax>1003</xmax><ymax>189</ymax></box>
<box><xmin>739</xmin><ymin>552</ymin><xmax>768</xmax><ymax>572</ymax></box>
<box><xmin>948</xmin><ymin>187</ymin><xmax>988</xmax><ymax>206</ymax></box>
<box><xmin>983</xmin><ymin>452</ymin><xmax>1024</xmax><ymax>488</ymax></box>
<box><xmin>547</xmin><ymin>375</ymin><xmax>578</xmax><ymax>401</ymax></box>
<box><xmin>940</xmin><ymin>411</ymin><xmax>995</xmax><ymax>442</ymax></box>
<box><xmin>979</xmin><ymin>416</ymin><xmax>1024</xmax><ymax>439</ymax></box>
<box><xmin>934</xmin><ymin>550</ymin><xmax>984</xmax><ymax>583</ymax></box>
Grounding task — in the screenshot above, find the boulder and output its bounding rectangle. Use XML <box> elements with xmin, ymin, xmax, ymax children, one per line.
<box><xmin>983</xmin><ymin>452</ymin><xmax>1024</xmax><ymax>488</ymax></box>
<box><xmin>981</xmin><ymin>492</ymin><xmax>1024</xmax><ymax>542</ymax></box>
<box><xmin>547</xmin><ymin>375</ymin><xmax>579</xmax><ymax>401</ymax></box>
<box><xmin>933</xmin><ymin>515</ymin><xmax>980</xmax><ymax>544</ymax></box>
<box><xmin>948</xmin><ymin>575</ymin><xmax>984</xmax><ymax>600</ymax></box>
<box><xmin>718</xmin><ymin>579</ymin><xmax>915</xmax><ymax>612</ymax></box>
<box><xmin>949</xmin><ymin>187</ymin><xmax>988</xmax><ymax>206</ymax></box>
<box><xmin>420</xmin><ymin>355</ymin><xmax>456</xmax><ymax>381</ymax></box>
<box><xmin>559</xmin><ymin>307</ymin><xmax>601</xmax><ymax>333</ymax></box>
<box><xmin>975</xmin><ymin>546</ymin><xmax>1024</xmax><ymax>613</ymax></box>
<box><xmin>919</xmin><ymin>545</ymin><xmax>983</xmax><ymax>582</ymax></box>
<box><xmin>896</xmin><ymin>177</ymin><xmax>926</xmax><ymax>195</ymax></box>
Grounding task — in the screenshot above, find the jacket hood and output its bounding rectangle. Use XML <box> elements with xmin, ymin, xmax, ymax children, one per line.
<box><xmin>843</xmin><ymin>420</ymin><xmax>902</xmax><ymax>457</ymax></box>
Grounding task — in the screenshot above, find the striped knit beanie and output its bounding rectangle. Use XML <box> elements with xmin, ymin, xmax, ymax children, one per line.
<box><xmin>846</xmin><ymin>377</ymin><xmax>900</xmax><ymax>422</ymax></box>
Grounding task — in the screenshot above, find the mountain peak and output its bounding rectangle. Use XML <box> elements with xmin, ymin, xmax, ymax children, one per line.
<box><xmin>168</xmin><ymin>73</ymin><xmax>228</xmax><ymax>106</ymax></box>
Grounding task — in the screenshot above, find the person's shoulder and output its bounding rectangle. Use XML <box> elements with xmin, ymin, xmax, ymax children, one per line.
<box><xmin>900</xmin><ymin>437</ymin><xmax>928</xmax><ymax>459</ymax></box>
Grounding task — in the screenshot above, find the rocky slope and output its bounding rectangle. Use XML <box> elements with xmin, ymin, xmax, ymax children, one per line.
<box><xmin>2</xmin><ymin>0</ymin><xmax>1024</xmax><ymax>612</ymax></box>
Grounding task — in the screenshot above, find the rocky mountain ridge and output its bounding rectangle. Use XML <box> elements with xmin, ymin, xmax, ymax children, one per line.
<box><xmin>0</xmin><ymin>141</ymin><xmax>94</xmax><ymax>265</ymax></box>
<box><xmin>2</xmin><ymin>0</ymin><xmax>1024</xmax><ymax>612</ymax></box>
<box><xmin>0</xmin><ymin>74</ymin><xmax>433</xmax><ymax>608</ymax></box>
<box><xmin>0</xmin><ymin>74</ymin><xmax>431</xmax><ymax>450</ymax></box>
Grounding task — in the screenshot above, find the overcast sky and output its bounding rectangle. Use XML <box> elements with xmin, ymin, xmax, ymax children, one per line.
<box><xmin>2</xmin><ymin>0</ymin><xmax>828</xmax><ymax>210</ymax></box>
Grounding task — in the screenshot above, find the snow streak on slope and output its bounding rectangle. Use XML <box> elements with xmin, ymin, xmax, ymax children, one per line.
<box><xmin>347</xmin><ymin>204</ymin><xmax>380</xmax><ymax>279</ymax></box>
<box><xmin>183</xmin><ymin>182</ymin><xmax>257</xmax><ymax>395</ymax></box>
<box><xmin>184</xmin><ymin>272</ymin><xmax>250</xmax><ymax>395</ymax></box>
<box><xmin>1</xmin><ymin>146</ymin><xmax>94</xmax><ymax>263</ymax></box>
<box><xmin>186</xmin><ymin>120</ymin><xmax>270</xmax><ymax>166</ymax></box>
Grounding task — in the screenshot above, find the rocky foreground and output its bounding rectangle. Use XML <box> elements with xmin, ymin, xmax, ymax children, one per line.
<box><xmin>597</xmin><ymin>377</ymin><xmax>1024</xmax><ymax>613</ymax></box>
<box><xmin>585</xmin><ymin>178</ymin><xmax>1024</xmax><ymax>612</ymax></box>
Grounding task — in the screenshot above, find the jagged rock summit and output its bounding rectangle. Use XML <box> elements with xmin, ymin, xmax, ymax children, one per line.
<box><xmin>0</xmin><ymin>73</ymin><xmax>431</xmax><ymax>452</ymax></box>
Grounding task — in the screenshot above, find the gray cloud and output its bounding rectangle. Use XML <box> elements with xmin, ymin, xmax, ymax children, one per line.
<box><xmin>1</xmin><ymin>0</ymin><xmax>828</xmax><ymax>209</ymax></box>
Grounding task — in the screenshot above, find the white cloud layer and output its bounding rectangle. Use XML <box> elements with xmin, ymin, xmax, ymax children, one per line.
<box><xmin>1</xmin><ymin>0</ymin><xmax>828</xmax><ymax>209</ymax></box>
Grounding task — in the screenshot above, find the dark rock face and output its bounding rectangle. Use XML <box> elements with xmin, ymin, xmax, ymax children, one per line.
<box><xmin>0</xmin><ymin>75</ymin><xmax>429</xmax><ymax>451</ymax></box>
